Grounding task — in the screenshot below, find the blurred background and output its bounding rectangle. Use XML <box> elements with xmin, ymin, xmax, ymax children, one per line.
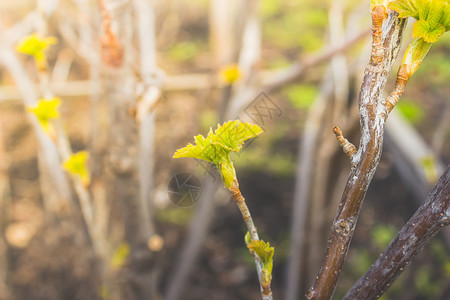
<box><xmin>0</xmin><ymin>0</ymin><xmax>449</xmax><ymax>299</ymax></box>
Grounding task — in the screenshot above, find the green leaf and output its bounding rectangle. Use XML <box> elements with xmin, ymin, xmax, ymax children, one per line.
<box><xmin>247</xmin><ymin>239</ymin><xmax>275</xmax><ymax>275</ymax></box>
<box><xmin>173</xmin><ymin>134</ymin><xmax>230</xmax><ymax>165</ymax></box>
<box><xmin>244</xmin><ymin>231</ymin><xmax>252</xmax><ymax>245</ymax></box>
<box><xmin>388</xmin><ymin>0</ymin><xmax>419</xmax><ymax>19</ymax></box>
<box><xmin>63</xmin><ymin>151</ymin><xmax>91</xmax><ymax>186</ymax></box>
<box><xmin>28</xmin><ymin>97</ymin><xmax>60</xmax><ymax>133</ymax></box>
<box><xmin>173</xmin><ymin>120</ymin><xmax>262</xmax><ymax>188</ymax></box>
<box><xmin>208</xmin><ymin>120</ymin><xmax>263</xmax><ymax>152</ymax></box>
<box><xmin>441</xmin><ymin>4</ymin><xmax>450</xmax><ymax>30</ymax></box>
<box><xmin>413</xmin><ymin>19</ymin><xmax>445</xmax><ymax>42</ymax></box>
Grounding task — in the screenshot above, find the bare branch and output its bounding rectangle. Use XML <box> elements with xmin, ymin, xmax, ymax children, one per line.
<box><xmin>344</xmin><ymin>166</ymin><xmax>450</xmax><ymax>299</ymax></box>
<box><xmin>306</xmin><ymin>10</ymin><xmax>407</xmax><ymax>299</ymax></box>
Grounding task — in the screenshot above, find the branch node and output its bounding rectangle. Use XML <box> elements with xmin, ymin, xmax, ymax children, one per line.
<box><xmin>333</xmin><ymin>126</ymin><xmax>356</xmax><ymax>159</ymax></box>
<box><xmin>385</xmin><ymin>64</ymin><xmax>411</xmax><ymax>115</ymax></box>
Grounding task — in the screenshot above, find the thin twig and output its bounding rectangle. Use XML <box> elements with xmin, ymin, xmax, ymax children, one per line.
<box><xmin>228</xmin><ymin>181</ymin><xmax>273</xmax><ymax>300</ymax></box>
<box><xmin>344</xmin><ymin>166</ymin><xmax>450</xmax><ymax>299</ymax></box>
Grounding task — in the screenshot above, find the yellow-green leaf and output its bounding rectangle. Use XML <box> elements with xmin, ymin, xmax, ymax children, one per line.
<box><xmin>247</xmin><ymin>239</ymin><xmax>275</xmax><ymax>275</ymax></box>
<box><xmin>28</xmin><ymin>97</ymin><xmax>60</xmax><ymax>133</ymax></box>
<box><xmin>388</xmin><ymin>0</ymin><xmax>419</xmax><ymax>19</ymax></box>
<box><xmin>173</xmin><ymin>120</ymin><xmax>262</xmax><ymax>188</ymax></box>
<box><xmin>16</xmin><ymin>34</ymin><xmax>57</xmax><ymax>64</ymax></box>
<box><xmin>173</xmin><ymin>134</ymin><xmax>230</xmax><ymax>164</ymax></box>
<box><xmin>413</xmin><ymin>19</ymin><xmax>445</xmax><ymax>42</ymax></box>
<box><xmin>208</xmin><ymin>120</ymin><xmax>263</xmax><ymax>152</ymax></box>
<box><xmin>244</xmin><ymin>231</ymin><xmax>252</xmax><ymax>245</ymax></box>
<box><xmin>63</xmin><ymin>151</ymin><xmax>91</xmax><ymax>186</ymax></box>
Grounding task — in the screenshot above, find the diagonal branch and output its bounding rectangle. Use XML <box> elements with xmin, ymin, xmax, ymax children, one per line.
<box><xmin>306</xmin><ymin>10</ymin><xmax>407</xmax><ymax>300</ymax></box>
<box><xmin>344</xmin><ymin>166</ymin><xmax>450</xmax><ymax>299</ymax></box>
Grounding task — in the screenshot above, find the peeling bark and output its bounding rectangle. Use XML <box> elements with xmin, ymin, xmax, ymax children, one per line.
<box><xmin>306</xmin><ymin>12</ymin><xmax>407</xmax><ymax>300</ymax></box>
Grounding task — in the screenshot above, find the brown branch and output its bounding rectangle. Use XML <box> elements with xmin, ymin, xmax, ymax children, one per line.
<box><xmin>344</xmin><ymin>166</ymin><xmax>450</xmax><ymax>299</ymax></box>
<box><xmin>306</xmin><ymin>11</ymin><xmax>407</xmax><ymax>300</ymax></box>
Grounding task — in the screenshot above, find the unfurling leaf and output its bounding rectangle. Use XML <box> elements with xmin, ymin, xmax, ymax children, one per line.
<box><xmin>244</xmin><ymin>231</ymin><xmax>252</xmax><ymax>245</ymax></box>
<box><xmin>388</xmin><ymin>0</ymin><xmax>420</xmax><ymax>19</ymax></box>
<box><xmin>16</xmin><ymin>34</ymin><xmax>57</xmax><ymax>68</ymax></box>
<box><xmin>28</xmin><ymin>97</ymin><xmax>60</xmax><ymax>134</ymax></box>
<box><xmin>247</xmin><ymin>239</ymin><xmax>275</xmax><ymax>276</ymax></box>
<box><xmin>63</xmin><ymin>151</ymin><xmax>91</xmax><ymax>186</ymax></box>
<box><xmin>413</xmin><ymin>19</ymin><xmax>445</xmax><ymax>43</ymax></box>
<box><xmin>389</xmin><ymin>0</ymin><xmax>450</xmax><ymax>77</ymax></box>
<box><xmin>173</xmin><ymin>120</ymin><xmax>263</xmax><ymax>188</ymax></box>
<box><xmin>220</xmin><ymin>64</ymin><xmax>242</xmax><ymax>84</ymax></box>
<box><xmin>208</xmin><ymin>120</ymin><xmax>263</xmax><ymax>152</ymax></box>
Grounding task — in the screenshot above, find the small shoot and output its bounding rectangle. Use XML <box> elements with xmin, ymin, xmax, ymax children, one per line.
<box><xmin>247</xmin><ymin>239</ymin><xmax>275</xmax><ymax>295</ymax></box>
<box><xmin>389</xmin><ymin>0</ymin><xmax>450</xmax><ymax>76</ymax></box>
<box><xmin>385</xmin><ymin>0</ymin><xmax>450</xmax><ymax>114</ymax></box>
<box><xmin>173</xmin><ymin>120</ymin><xmax>263</xmax><ymax>188</ymax></box>
<box><xmin>16</xmin><ymin>33</ymin><xmax>57</xmax><ymax>70</ymax></box>
<box><xmin>173</xmin><ymin>120</ymin><xmax>273</xmax><ymax>297</ymax></box>
<box><xmin>28</xmin><ymin>97</ymin><xmax>61</xmax><ymax>137</ymax></box>
<box><xmin>245</xmin><ymin>231</ymin><xmax>252</xmax><ymax>246</ymax></box>
<box><xmin>63</xmin><ymin>151</ymin><xmax>91</xmax><ymax>187</ymax></box>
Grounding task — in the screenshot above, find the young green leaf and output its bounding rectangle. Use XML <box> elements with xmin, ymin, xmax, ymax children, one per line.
<box><xmin>413</xmin><ymin>19</ymin><xmax>445</xmax><ymax>42</ymax></box>
<box><xmin>389</xmin><ymin>0</ymin><xmax>419</xmax><ymax>18</ymax></box>
<box><xmin>173</xmin><ymin>120</ymin><xmax>263</xmax><ymax>187</ymax></box>
<box><xmin>247</xmin><ymin>239</ymin><xmax>275</xmax><ymax>286</ymax></box>
<box><xmin>389</xmin><ymin>0</ymin><xmax>450</xmax><ymax>77</ymax></box>
<box><xmin>389</xmin><ymin>0</ymin><xmax>450</xmax><ymax>40</ymax></box>
<box><xmin>63</xmin><ymin>151</ymin><xmax>91</xmax><ymax>187</ymax></box>
<box><xmin>28</xmin><ymin>97</ymin><xmax>61</xmax><ymax>134</ymax></box>
<box><xmin>208</xmin><ymin>120</ymin><xmax>263</xmax><ymax>152</ymax></box>
<box><xmin>244</xmin><ymin>231</ymin><xmax>252</xmax><ymax>245</ymax></box>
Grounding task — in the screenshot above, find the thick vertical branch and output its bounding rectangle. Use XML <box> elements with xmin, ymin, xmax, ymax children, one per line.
<box><xmin>306</xmin><ymin>11</ymin><xmax>407</xmax><ymax>300</ymax></box>
<box><xmin>344</xmin><ymin>166</ymin><xmax>450</xmax><ymax>299</ymax></box>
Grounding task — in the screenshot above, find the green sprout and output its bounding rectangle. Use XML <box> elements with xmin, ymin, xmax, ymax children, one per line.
<box><xmin>247</xmin><ymin>239</ymin><xmax>275</xmax><ymax>291</ymax></box>
<box><xmin>389</xmin><ymin>0</ymin><xmax>450</xmax><ymax>75</ymax></box>
<box><xmin>173</xmin><ymin>121</ymin><xmax>274</xmax><ymax>297</ymax></box>
<box><xmin>173</xmin><ymin>120</ymin><xmax>263</xmax><ymax>188</ymax></box>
